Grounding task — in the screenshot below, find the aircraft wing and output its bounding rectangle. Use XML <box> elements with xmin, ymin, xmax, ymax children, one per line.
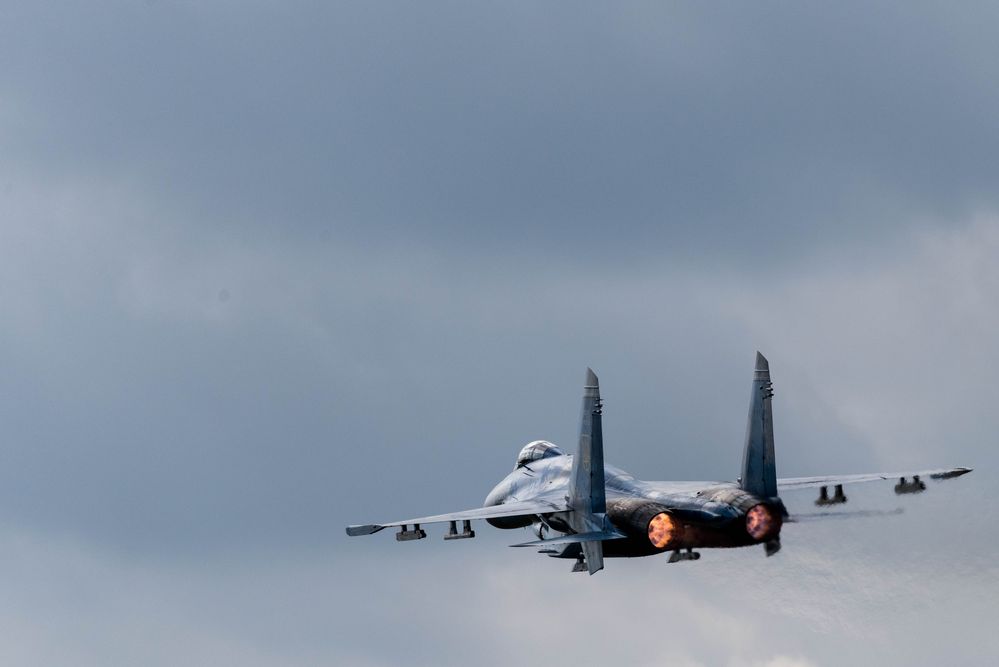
<box><xmin>777</xmin><ymin>466</ymin><xmax>972</xmax><ymax>490</ymax></box>
<box><xmin>639</xmin><ymin>466</ymin><xmax>972</xmax><ymax>496</ymax></box>
<box><xmin>346</xmin><ymin>496</ymin><xmax>569</xmax><ymax>536</ymax></box>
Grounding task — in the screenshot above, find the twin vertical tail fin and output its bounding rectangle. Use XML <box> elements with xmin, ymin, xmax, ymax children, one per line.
<box><xmin>570</xmin><ymin>368</ymin><xmax>606</xmax><ymax>514</ymax></box>
<box><xmin>561</xmin><ymin>357</ymin><xmax>777</xmax><ymax>572</ymax></box>
<box><xmin>567</xmin><ymin>368</ymin><xmax>607</xmax><ymax>574</ymax></box>
<box><xmin>741</xmin><ymin>352</ymin><xmax>778</xmax><ymax>498</ymax></box>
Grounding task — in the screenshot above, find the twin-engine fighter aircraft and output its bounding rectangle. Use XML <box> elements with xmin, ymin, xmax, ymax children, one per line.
<box><xmin>346</xmin><ymin>353</ymin><xmax>972</xmax><ymax>574</ymax></box>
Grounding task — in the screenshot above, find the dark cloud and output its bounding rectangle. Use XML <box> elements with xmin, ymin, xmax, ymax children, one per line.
<box><xmin>4</xmin><ymin>2</ymin><xmax>999</xmax><ymax>261</ymax></box>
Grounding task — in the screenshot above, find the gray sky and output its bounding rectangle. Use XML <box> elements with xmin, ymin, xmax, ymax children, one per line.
<box><xmin>0</xmin><ymin>2</ymin><xmax>996</xmax><ymax>665</ymax></box>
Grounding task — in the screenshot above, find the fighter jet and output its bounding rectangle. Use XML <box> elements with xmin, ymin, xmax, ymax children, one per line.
<box><xmin>346</xmin><ymin>353</ymin><xmax>972</xmax><ymax>574</ymax></box>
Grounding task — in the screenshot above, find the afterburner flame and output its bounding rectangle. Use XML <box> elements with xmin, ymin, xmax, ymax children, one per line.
<box><xmin>745</xmin><ymin>504</ymin><xmax>776</xmax><ymax>540</ymax></box>
<box><xmin>647</xmin><ymin>512</ymin><xmax>676</xmax><ymax>548</ymax></box>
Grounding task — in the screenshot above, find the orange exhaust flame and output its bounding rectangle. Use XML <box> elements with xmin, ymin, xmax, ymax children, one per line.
<box><xmin>647</xmin><ymin>512</ymin><xmax>676</xmax><ymax>548</ymax></box>
<box><xmin>745</xmin><ymin>504</ymin><xmax>777</xmax><ymax>540</ymax></box>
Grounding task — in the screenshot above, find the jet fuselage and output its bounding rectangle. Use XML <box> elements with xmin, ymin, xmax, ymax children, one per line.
<box><xmin>484</xmin><ymin>453</ymin><xmax>784</xmax><ymax>558</ymax></box>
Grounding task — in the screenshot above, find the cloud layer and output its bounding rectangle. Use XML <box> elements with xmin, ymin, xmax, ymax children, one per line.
<box><xmin>0</xmin><ymin>2</ymin><xmax>996</xmax><ymax>664</ymax></box>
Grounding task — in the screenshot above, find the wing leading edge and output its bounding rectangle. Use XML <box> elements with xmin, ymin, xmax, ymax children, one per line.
<box><xmin>345</xmin><ymin>496</ymin><xmax>569</xmax><ymax>536</ymax></box>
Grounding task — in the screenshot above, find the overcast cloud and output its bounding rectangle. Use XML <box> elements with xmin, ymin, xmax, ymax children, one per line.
<box><xmin>0</xmin><ymin>2</ymin><xmax>996</xmax><ymax>665</ymax></box>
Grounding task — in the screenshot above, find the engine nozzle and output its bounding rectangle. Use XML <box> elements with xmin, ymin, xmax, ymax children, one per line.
<box><xmin>648</xmin><ymin>512</ymin><xmax>678</xmax><ymax>549</ymax></box>
<box><xmin>745</xmin><ymin>503</ymin><xmax>781</xmax><ymax>540</ymax></box>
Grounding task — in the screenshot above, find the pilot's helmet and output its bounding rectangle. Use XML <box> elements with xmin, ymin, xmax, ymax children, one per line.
<box><xmin>515</xmin><ymin>440</ymin><xmax>563</xmax><ymax>469</ymax></box>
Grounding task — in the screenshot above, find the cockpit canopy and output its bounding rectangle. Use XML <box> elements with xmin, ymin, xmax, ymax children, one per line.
<box><xmin>515</xmin><ymin>440</ymin><xmax>564</xmax><ymax>469</ymax></box>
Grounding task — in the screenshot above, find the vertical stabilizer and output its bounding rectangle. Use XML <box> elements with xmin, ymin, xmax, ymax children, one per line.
<box><xmin>569</xmin><ymin>368</ymin><xmax>606</xmax><ymax>514</ymax></box>
<box><xmin>568</xmin><ymin>368</ymin><xmax>607</xmax><ymax>574</ymax></box>
<box><xmin>741</xmin><ymin>352</ymin><xmax>778</xmax><ymax>498</ymax></box>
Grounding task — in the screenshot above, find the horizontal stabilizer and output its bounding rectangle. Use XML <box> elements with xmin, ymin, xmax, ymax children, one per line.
<box><xmin>509</xmin><ymin>529</ymin><xmax>626</xmax><ymax>548</ymax></box>
<box><xmin>787</xmin><ymin>508</ymin><xmax>905</xmax><ymax>522</ymax></box>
